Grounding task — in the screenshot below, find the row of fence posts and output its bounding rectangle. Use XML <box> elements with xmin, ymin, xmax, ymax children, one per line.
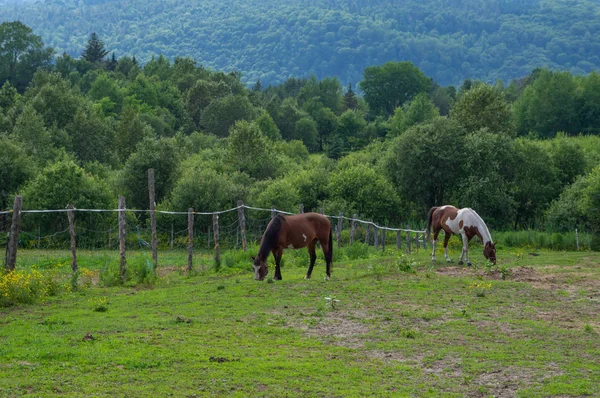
<box><xmin>4</xmin><ymin>169</ymin><xmax>428</xmax><ymax>280</ymax></box>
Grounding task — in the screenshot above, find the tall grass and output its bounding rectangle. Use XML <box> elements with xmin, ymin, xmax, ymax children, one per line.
<box><xmin>495</xmin><ymin>230</ymin><xmax>595</xmax><ymax>251</ymax></box>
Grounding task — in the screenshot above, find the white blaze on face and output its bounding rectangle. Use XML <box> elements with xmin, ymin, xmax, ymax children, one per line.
<box><xmin>302</xmin><ymin>234</ymin><xmax>307</xmax><ymax>242</ymax></box>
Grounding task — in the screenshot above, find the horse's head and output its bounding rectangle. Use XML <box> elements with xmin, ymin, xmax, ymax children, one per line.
<box><xmin>251</xmin><ymin>256</ymin><xmax>268</xmax><ymax>281</ymax></box>
<box><xmin>484</xmin><ymin>242</ymin><xmax>496</xmax><ymax>265</ymax></box>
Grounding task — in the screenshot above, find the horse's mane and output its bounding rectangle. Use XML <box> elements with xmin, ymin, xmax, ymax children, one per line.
<box><xmin>258</xmin><ymin>214</ymin><xmax>285</xmax><ymax>260</ymax></box>
<box><xmin>467</xmin><ymin>208</ymin><xmax>493</xmax><ymax>244</ymax></box>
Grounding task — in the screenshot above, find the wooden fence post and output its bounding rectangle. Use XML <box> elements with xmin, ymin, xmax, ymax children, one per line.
<box><xmin>396</xmin><ymin>230</ymin><xmax>401</xmax><ymax>250</ymax></box>
<box><xmin>299</xmin><ymin>204</ymin><xmax>304</xmax><ymax>214</ymax></box>
<box><xmin>213</xmin><ymin>213</ymin><xmax>220</xmax><ymax>268</ymax></box>
<box><xmin>238</xmin><ymin>200</ymin><xmax>247</xmax><ymax>252</ymax></box>
<box><xmin>118</xmin><ymin>196</ymin><xmax>126</xmax><ymax>282</ymax></box>
<box><xmin>416</xmin><ymin>232</ymin><xmax>421</xmax><ymax>250</ymax></box>
<box><xmin>422</xmin><ymin>230</ymin><xmax>427</xmax><ymax>250</ymax></box>
<box><xmin>148</xmin><ymin>169</ymin><xmax>158</xmax><ymax>270</ymax></box>
<box><xmin>382</xmin><ymin>228</ymin><xmax>386</xmax><ymax>252</ymax></box>
<box><xmin>67</xmin><ymin>204</ymin><xmax>77</xmax><ymax>273</ymax></box>
<box><xmin>5</xmin><ymin>195</ymin><xmax>23</xmax><ymax>271</ymax></box>
<box><xmin>271</xmin><ymin>207</ymin><xmax>277</xmax><ymax>219</ymax></box>
<box><xmin>365</xmin><ymin>221</ymin><xmax>371</xmax><ymax>245</ymax></box>
<box><xmin>350</xmin><ymin>214</ymin><xmax>357</xmax><ymax>245</ymax></box>
<box><xmin>170</xmin><ymin>223</ymin><xmax>174</xmax><ymax>249</ymax></box>
<box><xmin>187</xmin><ymin>208</ymin><xmax>193</xmax><ymax>272</ymax></box>
<box><xmin>406</xmin><ymin>225</ymin><xmax>411</xmax><ymax>254</ymax></box>
<box><xmin>374</xmin><ymin>224</ymin><xmax>379</xmax><ymax>250</ymax></box>
<box><xmin>337</xmin><ymin>212</ymin><xmax>343</xmax><ymax>248</ymax></box>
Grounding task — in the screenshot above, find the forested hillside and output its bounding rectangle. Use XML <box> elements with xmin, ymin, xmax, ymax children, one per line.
<box><xmin>1</xmin><ymin>21</ymin><xmax>600</xmax><ymax>246</ymax></box>
<box><xmin>1</xmin><ymin>0</ymin><xmax>600</xmax><ymax>86</ymax></box>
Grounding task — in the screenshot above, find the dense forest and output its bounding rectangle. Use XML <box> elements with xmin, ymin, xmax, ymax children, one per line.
<box><xmin>1</xmin><ymin>21</ymin><xmax>600</xmax><ymax>245</ymax></box>
<box><xmin>1</xmin><ymin>0</ymin><xmax>600</xmax><ymax>86</ymax></box>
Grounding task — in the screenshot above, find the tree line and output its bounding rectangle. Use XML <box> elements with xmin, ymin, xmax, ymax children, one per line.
<box><xmin>1</xmin><ymin>0</ymin><xmax>600</xmax><ymax>87</ymax></box>
<box><xmin>0</xmin><ymin>22</ymin><xmax>599</xmax><ymax>242</ymax></box>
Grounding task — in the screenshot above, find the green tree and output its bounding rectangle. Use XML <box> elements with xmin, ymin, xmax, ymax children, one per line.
<box><xmin>451</xmin><ymin>84</ymin><xmax>513</xmax><ymax>135</ymax></box>
<box><xmin>328</xmin><ymin>164</ymin><xmax>402</xmax><ymax>223</ymax></box>
<box><xmin>119</xmin><ymin>137</ymin><xmax>181</xmax><ymax>210</ymax></box>
<box><xmin>512</xmin><ymin>139</ymin><xmax>560</xmax><ymax>229</ymax></box>
<box><xmin>336</xmin><ymin>109</ymin><xmax>367</xmax><ymax>150</ymax></box>
<box><xmin>184</xmin><ymin>79</ymin><xmax>230</xmax><ymax>129</ymax></box>
<box><xmin>116</xmin><ymin>106</ymin><xmax>154</xmax><ymax>162</ymax></box>
<box><xmin>88</xmin><ymin>73</ymin><xmax>125</xmax><ymax>113</ymax></box>
<box><xmin>250</xmin><ymin>178</ymin><xmax>300</xmax><ymax>213</ymax></box>
<box><xmin>65</xmin><ymin>105</ymin><xmax>116</xmax><ymax>165</ymax></box>
<box><xmin>0</xmin><ymin>21</ymin><xmax>54</xmax><ymax>92</ymax></box>
<box><xmin>342</xmin><ymin>83</ymin><xmax>358</xmax><ymax>111</ymax></box>
<box><xmin>81</xmin><ymin>32</ymin><xmax>109</xmax><ymax>63</ymax></box>
<box><xmin>10</xmin><ymin>104</ymin><xmax>55</xmax><ymax>164</ymax></box>
<box><xmin>312</xmin><ymin>107</ymin><xmax>338</xmax><ymax>151</ymax></box>
<box><xmin>453</xmin><ymin>130</ymin><xmax>516</xmax><ymax>229</ymax></box>
<box><xmin>0</xmin><ymin>139</ymin><xmax>35</xmax><ymax>209</ymax></box>
<box><xmin>255</xmin><ymin>110</ymin><xmax>281</xmax><ymax>140</ymax></box>
<box><xmin>404</xmin><ymin>93</ymin><xmax>439</xmax><ymax>129</ymax></box>
<box><xmin>359</xmin><ymin>61</ymin><xmax>431</xmax><ymax>117</ymax></box>
<box><xmin>384</xmin><ymin>117</ymin><xmax>467</xmax><ymax>210</ymax></box>
<box><xmin>294</xmin><ymin>117</ymin><xmax>319</xmax><ymax>151</ymax></box>
<box><xmin>200</xmin><ymin>94</ymin><xmax>258</xmax><ymax>137</ymax></box>
<box><xmin>21</xmin><ymin>158</ymin><xmax>114</xmax><ymax>232</ymax></box>
<box><xmin>514</xmin><ymin>69</ymin><xmax>578</xmax><ymax>137</ymax></box>
<box><xmin>227</xmin><ymin>120</ymin><xmax>280</xmax><ymax>180</ymax></box>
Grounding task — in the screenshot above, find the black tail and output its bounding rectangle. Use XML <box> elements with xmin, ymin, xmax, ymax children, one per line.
<box><xmin>426</xmin><ymin>206</ymin><xmax>439</xmax><ymax>241</ymax></box>
<box><xmin>326</xmin><ymin>224</ymin><xmax>333</xmax><ymax>269</ymax></box>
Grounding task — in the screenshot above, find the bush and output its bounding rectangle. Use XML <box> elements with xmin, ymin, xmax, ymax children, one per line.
<box><xmin>0</xmin><ymin>269</ymin><xmax>49</xmax><ymax>307</ymax></box>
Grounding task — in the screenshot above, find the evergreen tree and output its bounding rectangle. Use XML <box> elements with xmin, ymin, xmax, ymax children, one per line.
<box><xmin>82</xmin><ymin>32</ymin><xmax>108</xmax><ymax>63</ymax></box>
<box><xmin>107</xmin><ymin>52</ymin><xmax>117</xmax><ymax>71</ymax></box>
<box><xmin>343</xmin><ymin>83</ymin><xmax>358</xmax><ymax>111</ymax></box>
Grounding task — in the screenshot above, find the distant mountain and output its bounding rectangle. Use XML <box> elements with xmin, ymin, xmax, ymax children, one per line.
<box><xmin>2</xmin><ymin>0</ymin><xmax>600</xmax><ymax>86</ymax></box>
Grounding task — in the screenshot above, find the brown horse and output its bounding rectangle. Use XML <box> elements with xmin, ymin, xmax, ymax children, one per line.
<box><xmin>426</xmin><ymin>205</ymin><xmax>496</xmax><ymax>266</ymax></box>
<box><xmin>252</xmin><ymin>212</ymin><xmax>333</xmax><ymax>281</ymax></box>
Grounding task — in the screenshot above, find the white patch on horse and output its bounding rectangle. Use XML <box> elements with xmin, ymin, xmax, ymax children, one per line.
<box><xmin>302</xmin><ymin>234</ymin><xmax>307</xmax><ymax>242</ymax></box>
<box><xmin>287</xmin><ymin>244</ymin><xmax>294</xmax><ymax>249</ymax></box>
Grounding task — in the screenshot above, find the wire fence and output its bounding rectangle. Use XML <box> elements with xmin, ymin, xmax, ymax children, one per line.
<box><xmin>2</xmin><ymin>202</ymin><xmax>428</xmax><ymax>272</ymax></box>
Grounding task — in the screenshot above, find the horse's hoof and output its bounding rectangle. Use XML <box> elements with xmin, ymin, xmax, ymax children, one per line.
<box><xmin>304</xmin><ymin>275</ymin><xmax>311</xmax><ymax>280</ymax></box>
<box><xmin>446</xmin><ymin>259</ymin><xmax>452</xmax><ymax>263</ymax></box>
<box><xmin>324</xmin><ymin>275</ymin><xmax>330</xmax><ymax>281</ymax></box>
<box><xmin>467</xmin><ymin>262</ymin><xmax>472</xmax><ymax>267</ymax></box>
<box><xmin>273</xmin><ymin>276</ymin><xmax>281</xmax><ymax>281</ymax></box>
<box><xmin>431</xmin><ymin>258</ymin><xmax>437</xmax><ymax>262</ymax></box>
<box><xmin>458</xmin><ymin>261</ymin><xmax>464</xmax><ymax>265</ymax></box>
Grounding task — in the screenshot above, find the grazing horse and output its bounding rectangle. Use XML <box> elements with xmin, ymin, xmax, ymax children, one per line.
<box><xmin>252</xmin><ymin>212</ymin><xmax>333</xmax><ymax>281</ymax></box>
<box><xmin>426</xmin><ymin>205</ymin><xmax>496</xmax><ymax>266</ymax></box>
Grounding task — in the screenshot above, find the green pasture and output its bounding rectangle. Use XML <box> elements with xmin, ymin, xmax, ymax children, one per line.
<box><xmin>1</xmin><ymin>246</ymin><xmax>599</xmax><ymax>397</ymax></box>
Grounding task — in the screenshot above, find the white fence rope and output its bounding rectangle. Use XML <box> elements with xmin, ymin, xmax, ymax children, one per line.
<box><xmin>7</xmin><ymin>204</ymin><xmax>426</xmax><ymax>234</ymax></box>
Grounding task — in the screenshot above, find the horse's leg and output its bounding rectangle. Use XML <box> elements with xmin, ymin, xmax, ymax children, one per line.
<box><xmin>321</xmin><ymin>239</ymin><xmax>332</xmax><ymax>280</ymax></box>
<box><xmin>443</xmin><ymin>232</ymin><xmax>452</xmax><ymax>262</ymax></box>
<box><xmin>273</xmin><ymin>247</ymin><xmax>283</xmax><ymax>280</ymax></box>
<box><xmin>458</xmin><ymin>234</ymin><xmax>470</xmax><ymax>266</ymax></box>
<box><xmin>304</xmin><ymin>241</ymin><xmax>317</xmax><ymax>279</ymax></box>
<box><xmin>432</xmin><ymin>228</ymin><xmax>441</xmax><ymax>262</ymax></box>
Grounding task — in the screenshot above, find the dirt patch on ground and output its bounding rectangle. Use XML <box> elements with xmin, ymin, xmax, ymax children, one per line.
<box><xmin>296</xmin><ymin>310</ymin><xmax>372</xmax><ymax>348</ymax></box>
<box><xmin>469</xmin><ymin>363</ymin><xmax>563</xmax><ymax>398</ymax></box>
<box><xmin>435</xmin><ymin>266</ymin><xmax>473</xmax><ymax>277</ymax></box>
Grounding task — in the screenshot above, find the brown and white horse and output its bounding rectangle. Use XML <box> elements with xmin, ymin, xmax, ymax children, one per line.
<box><xmin>252</xmin><ymin>212</ymin><xmax>333</xmax><ymax>281</ymax></box>
<box><xmin>426</xmin><ymin>205</ymin><xmax>496</xmax><ymax>266</ymax></box>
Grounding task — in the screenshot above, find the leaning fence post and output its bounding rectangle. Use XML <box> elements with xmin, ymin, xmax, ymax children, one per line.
<box><xmin>576</xmin><ymin>228</ymin><xmax>579</xmax><ymax>251</ymax></box>
<box><xmin>187</xmin><ymin>208</ymin><xmax>194</xmax><ymax>272</ymax></box>
<box><xmin>148</xmin><ymin>169</ymin><xmax>158</xmax><ymax>270</ymax></box>
<box><xmin>118</xmin><ymin>196</ymin><xmax>126</xmax><ymax>282</ymax></box>
<box><xmin>350</xmin><ymin>214</ymin><xmax>357</xmax><ymax>245</ymax></box>
<box><xmin>213</xmin><ymin>213</ymin><xmax>220</xmax><ymax>268</ymax></box>
<box><xmin>406</xmin><ymin>225</ymin><xmax>411</xmax><ymax>254</ymax></box>
<box><xmin>6</xmin><ymin>195</ymin><xmax>23</xmax><ymax>271</ymax></box>
<box><xmin>67</xmin><ymin>204</ymin><xmax>78</xmax><ymax>274</ymax></box>
<box><xmin>337</xmin><ymin>212</ymin><xmax>343</xmax><ymax>248</ymax></box>
<box><xmin>238</xmin><ymin>200</ymin><xmax>247</xmax><ymax>252</ymax></box>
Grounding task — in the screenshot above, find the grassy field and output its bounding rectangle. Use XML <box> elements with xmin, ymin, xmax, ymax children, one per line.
<box><xmin>1</xmin><ymin>246</ymin><xmax>599</xmax><ymax>397</ymax></box>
